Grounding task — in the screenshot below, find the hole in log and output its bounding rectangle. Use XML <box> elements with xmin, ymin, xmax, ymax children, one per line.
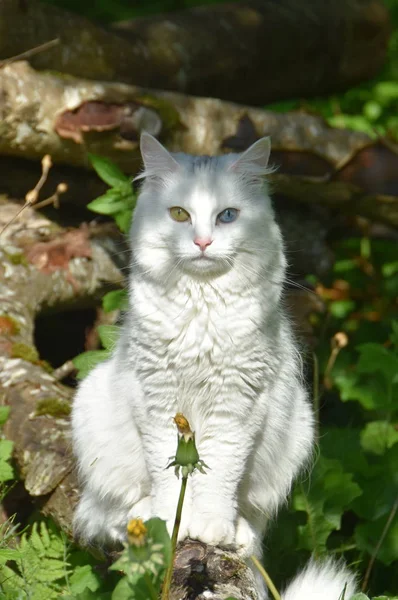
<box><xmin>34</xmin><ymin>308</ymin><xmax>97</xmax><ymax>382</ymax></box>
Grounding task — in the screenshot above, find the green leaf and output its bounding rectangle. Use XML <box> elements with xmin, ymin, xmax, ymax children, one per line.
<box><xmin>115</xmin><ymin>208</ymin><xmax>133</xmax><ymax>233</ymax></box>
<box><xmin>356</xmin><ymin>343</ymin><xmax>398</xmax><ymax>384</ymax></box>
<box><xmin>0</xmin><ymin>406</ymin><xmax>10</xmax><ymax>426</ymax></box>
<box><xmin>329</xmin><ymin>300</ymin><xmax>356</xmax><ymax>319</ymax></box>
<box><xmin>361</xmin><ymin>421</ymin><xmax>398</xmax><ymax>455</ymax></box>
<box><xmin>0</xmin><ymin>439</ymin><xmax>13</xmax><ymax>463</ymax></box>
<box><xmin>69</xmin><ymin>564</ymin><xmax>101</xmax><ymax>594</ymax></box>
<box><xmin>87</xmin><ymin>191</ymin><xmax>129</xmax><ymax>215</ymax></box>
<box><xmin>72</xmin><ymin>350</ymin><xmax>109</xmax><ymax>379</ymax></box>
<box><xmin>0</xmin><ymin>439</ymin><xmax>14</xmax><ymax>482</ymax></box>
<box><xmin>0</xmin><ymin>549</ymin><xmax>23</xmax><ymax>563</ymax></box>
<box><xmin>349</xmin><ymin>595</ymin><xmax>370</xmax><ymax>600</ymax></box>
<box><xmin>102</xmin><ymin>289</ymin><xmax>128</xmax><ymax>313</ymax></box>
<box><xmin>111</xmin><ymin>577</ymin><xmax>135</xmax><ymax>600</ymax></box>
<box><xmin>333</xmin><ymin>371</ymin><xmax>387</xmax><ymax>410</ymax></box>
<box><xmin>97</xmin><ymin>325</ymin><xmax>120</xmax><ymax>350</ymax></box>
<box><xmin>334</xmin><ymin>259</ymin><xmax>358</xmax><ymax>273</ymax></box>
<box><xmin>351</xmin><ymin>446</ymin><xmax>398</xmax><ymax>521</ymax></box>
<box><xmin>356</xmin><ymin>513</ymin><xmax>398</xmax><ymax>565</ymax></box>
<box><xmin>293</xmin><ymin>456</ymin><xmax>362</xmax><ymax>554</ymax></box>
<box><xmin>88</xmin><ymin>154</ymin><xmax>129</xmax><ymax>187</ymax></box>
<box><xmin>145</xmin><ymin>517</ymin><xmax>172</xmax><ymax>567</ymax></box>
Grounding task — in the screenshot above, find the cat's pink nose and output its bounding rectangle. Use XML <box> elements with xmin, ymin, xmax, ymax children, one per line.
<box><xmin>194</xmin><ymin>237</ymin><xmax>213</xmax><ymax>252</ymax></box>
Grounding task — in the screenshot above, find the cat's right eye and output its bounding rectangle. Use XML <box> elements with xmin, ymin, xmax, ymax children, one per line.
<box><xmin>169</xmin><ymin>207</ymin><xmax>190</xmax><ymax>222</ymax></box>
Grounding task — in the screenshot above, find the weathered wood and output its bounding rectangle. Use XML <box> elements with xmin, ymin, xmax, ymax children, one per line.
<box><xmin>0</xmin><ymin>62</ymin><xmax>397</xmax><ymax>227</ymax></box>
<box><xmin>0</xmin><ymin>196</ymin><xmax>122</xmax><ymax>531</ymax></box>
<box><xmin>0</xmin><ymin>0</ymin><xmax>390</xmax><ymax>105</ymax></box>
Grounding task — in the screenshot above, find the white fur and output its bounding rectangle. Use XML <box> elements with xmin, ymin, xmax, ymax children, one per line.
<box><xmin>282</xmin><ymin>559</ymin><xmax>357</xmax><ymax>600</ymax></box>
<box><xmin>72</xmin><ymin>134</ymin><xmax>355</xmax><ymax>598</ymax></box>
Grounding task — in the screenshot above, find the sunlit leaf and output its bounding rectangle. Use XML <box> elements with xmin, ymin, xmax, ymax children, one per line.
<box><xmin>88</xmin><ymin>154</ymin><xmax>129</xmax><ymax>187</ymax></box>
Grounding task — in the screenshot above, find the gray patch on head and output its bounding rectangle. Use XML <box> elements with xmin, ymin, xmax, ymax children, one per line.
<box><xmin>172</xmin><ymin>152</ymin><xmax>235</xmax><ymax>175</ymax></box>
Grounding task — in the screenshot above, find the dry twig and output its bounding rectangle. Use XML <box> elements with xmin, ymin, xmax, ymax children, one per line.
<box><xmin>0</xmin><ymin>38</ymin><xmax>59</xmax><ymax>68</ymax></box>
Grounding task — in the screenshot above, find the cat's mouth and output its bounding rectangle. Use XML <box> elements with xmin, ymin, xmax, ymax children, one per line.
<box><xmin>179</xmin><ymin>254</ymin><xmax>231</xmax><ymax>278</ymax></box>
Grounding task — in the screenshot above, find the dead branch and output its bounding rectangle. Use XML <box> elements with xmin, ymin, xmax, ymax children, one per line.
<box><xmin>0</xmin><ymin>62</ymin><xmax>397</xmax><ymax>226</ymax></box>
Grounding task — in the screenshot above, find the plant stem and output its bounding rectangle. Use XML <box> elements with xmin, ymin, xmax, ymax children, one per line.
<box><xmin>144</xmin><ymin>571</ymin><xmax>159</xmax><ymax>600</ymax></box>
<box><xmin>161</xmin><ymin>475</ymin><xmax>188</xmax><ymax>600</ymax></box>
<box><xmin>312</xmin><ymin>351</ymin><xmax>320</xmax><ymax>441</ymax></box>
<box><xmin>361</xmin><ymin>494</ymin><xmax>398</xmax><ymax>592</ymax></box>
<box><xmin>251</xmin><ymin>555</ymin><xmax>281</xmax><ymax>600</ymax></box>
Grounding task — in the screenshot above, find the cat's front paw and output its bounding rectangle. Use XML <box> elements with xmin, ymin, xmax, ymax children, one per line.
<box><xmin>235</xmin><ymin>516</ymin><xmax>258</xmax><ymax>557</ymax></box>
<box><xmin>188</xmin><ymin>516</ymin><xmax>235</xmax><ymax>547</ymax></box>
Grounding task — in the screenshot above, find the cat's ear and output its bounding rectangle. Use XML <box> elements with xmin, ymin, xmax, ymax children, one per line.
<box><xmin>135</xmin><ymin>132</ymin><xmax>179</xmax><ymax>180</ymax></box>
<box><xmin>228</xmin><ymin>137</ymin><xmax>271</xmax><ymax>176</ymax></box>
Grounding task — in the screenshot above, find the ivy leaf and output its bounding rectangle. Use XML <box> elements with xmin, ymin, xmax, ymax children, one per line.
<box><xmin>351</xmin><ymin>446</ymin><xmax>398</xmax><ymax>521</ymax></box>
<box><xmin>0</xmin><ymin>406</ymin><xmax>10</xmax><ymax>426</ymax></box>
<box><xmin>102</xmin><ymin>289</ymin><xmax>128</xmax><ymax>313</ymax></box>
<box><xmin>356</xmin><ymin>343</ymin><xmax>398</xmax><ymax>384</ymax></box>
<box><xmin>361</xmin><ymin>421</ymin><xmax>398</xmax><ymax>456</ymax></box>
<box><xmin>0</xmin><ymin>439</ymin><xmax>14</xmax><ymax>482</ymax></box>
<box><xmin>356</xmin><ymin>513</ymin><xmax>398</xmax><ymax>565</ymax></box>
<box><xmin>293</xmin><ymin>456</ymin><xmax>362</xmax><ymax>554</ymax></box>
<box><xmin>72</xmin><ymin>350</ymin><xmax>109</xmax><ymax>380</ymax></box>
<box><xmin>69</xmin><ymin>564</ymin><xmax>101</xmax><ymax>594</ymax></box>
<box><xmin>88</xmin><ymin>154</ymin><xmax>129</xmax><ymax>188</ymax></box>
<box><xmin>334</xmin><ymin>371</ymin><xmax>390</xmax><ymax>410</ymax></box>
<box><xmin>97</xmin><ymin>325</ymin><xmax>120</xmax><ymax>351</ymax></box>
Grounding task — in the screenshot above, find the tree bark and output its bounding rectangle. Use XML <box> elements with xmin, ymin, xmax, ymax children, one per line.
<box><xmin>0</xmin><ymin>62</ymin><xmax>397</xmax><ymax>227</ymax></box>
<box><xmin>0</xmin><ymin>197</ymin><xmax>123</xmax><ymax>534</ymax></box>
<box><xmin>0</xmin><ymin>0</ymin><xmax>390</xmax><ymax>106</ymax></box>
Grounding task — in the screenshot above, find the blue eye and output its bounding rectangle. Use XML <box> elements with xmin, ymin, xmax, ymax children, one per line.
<box><xmin>217</xmin><ymin>208</ymin><xmax>239</xmax><ymax>224</ymax></box>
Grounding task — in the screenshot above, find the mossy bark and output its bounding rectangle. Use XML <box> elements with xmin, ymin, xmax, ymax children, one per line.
<box><xmin>1</xmin><ymin>62</ymin><xmax>398</xmax><ymax>227</ymax></box>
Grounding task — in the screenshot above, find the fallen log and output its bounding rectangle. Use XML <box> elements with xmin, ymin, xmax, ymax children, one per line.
<box><xmin>0</xmin><ymin>62</ymin><xmax>397</xmax><ymax>227</ymax></box>
<box><xmin>0</xmin><ymin>0</ymin><xmax>390</xmax><ymax>105</ymax></box>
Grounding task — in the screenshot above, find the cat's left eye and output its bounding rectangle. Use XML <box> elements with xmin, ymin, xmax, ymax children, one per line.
<box><xmin>169</xmin><ymin>207</ymin><xmax>190</xmax><ymax>222</ymax></box>
<box><xmin>217</xmin><ymin>208</ymin><xmax>239</xmax><ymax>224</ymax></box>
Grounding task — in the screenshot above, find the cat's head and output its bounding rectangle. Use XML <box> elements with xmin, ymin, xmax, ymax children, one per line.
<box><xmin>130</xmin><ymin>133</ymin><xmax>285</xmax><ymax>287</ymax></box>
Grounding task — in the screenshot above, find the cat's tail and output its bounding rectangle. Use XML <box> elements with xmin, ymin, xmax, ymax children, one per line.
<box><xmin>281</xmin><ymin>558</ymin><xmax>357</xmax><ymax>600</ymax></box>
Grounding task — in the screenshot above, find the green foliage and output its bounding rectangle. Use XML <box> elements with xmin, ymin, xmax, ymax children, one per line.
<box><xmin>293</xmin><ymin>457</ymin><xmax>362</xmax><ymax>555</ymax></box>
<box><xmin>267</xmin><ymin>236</ymin><xmax>398</xmax><ymax>596</ymax></box>
<box><xmin>87</xmin><ymin>154</ymin><xmax>136</xmax><ymax>234</ymax></box>
<box><xmin>265</xmin><ymin>1</ymin><xmax>398</xmax><ymax>141</ymax></box>
<box><xmin>0</xmin><ymin>407</ymin><xmax>14</xmax><ymax>484</ymax></box>
<box><xmin>0</xmin><ymin>520</ymin><xmax>110</xmax><ymax>598</ymax></box>
<box><xmin>102</xmin><ymin>289</ymin><xmax>128</xmax><ymax>314</ymax></box>
<box><xmin>72</xmin><ymin>324</ymin><xmax>120</xmax><ymax>379</ymax></box>
<box><xmin>110</xmin><ymin>518</ymin><xmax>170</xmax><ymax>600</ymax></box>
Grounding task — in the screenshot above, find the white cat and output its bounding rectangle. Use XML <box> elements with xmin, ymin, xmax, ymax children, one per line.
<box><xmin>72</xmin><ymin>133</ymin><xmax>357</xmax><ymax>599</ymax></box>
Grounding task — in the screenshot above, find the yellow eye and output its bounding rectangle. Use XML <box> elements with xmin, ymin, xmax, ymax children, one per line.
<box><xmin>169</xmin><ymin>206</ymin><xmax>190</xmax><ymax>222</ymax></box>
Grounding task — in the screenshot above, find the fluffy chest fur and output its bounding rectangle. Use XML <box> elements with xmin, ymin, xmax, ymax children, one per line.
<box><xmin>125</xmin><ymin>275</ymin><xmax>281</xmax><ymax>420</ymax></box>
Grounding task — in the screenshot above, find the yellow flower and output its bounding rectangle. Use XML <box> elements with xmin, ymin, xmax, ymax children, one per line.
<box><xmin>168</xmin><ymin>413</ymin><xmax>209</xmax><ymax>478</ymax></box>
<box><xmin>127</xmin><ymin>518</ymin><xmax>147</xmax><ymax>547</ymax></box>
<box><xmin>174</xmin><ymin>413</ymin><xmax>192</xmax><ymax>436</ymax></box>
